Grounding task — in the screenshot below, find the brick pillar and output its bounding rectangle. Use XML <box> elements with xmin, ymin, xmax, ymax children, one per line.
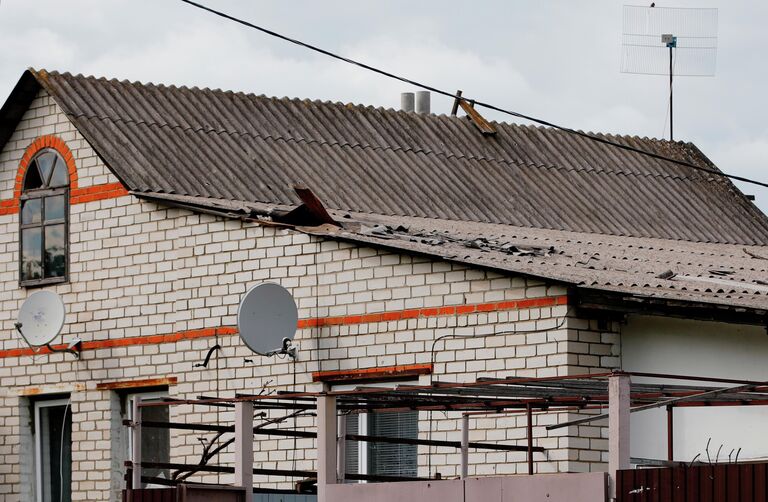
<box><xmin>317</xmin><ymin>393</ymin><xmax>337</xmax><ymax>502</ymax></box>
<box><xmin>608</xmin><ymin>373</ymin><xmax>630</xmax><ymax>499</ymax></box>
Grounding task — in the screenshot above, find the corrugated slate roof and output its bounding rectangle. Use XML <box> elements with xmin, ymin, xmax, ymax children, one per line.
<box><xmin>5</xmin><ymin>69</ymin><xmax>768</xmax><ymax>245</ymax></box>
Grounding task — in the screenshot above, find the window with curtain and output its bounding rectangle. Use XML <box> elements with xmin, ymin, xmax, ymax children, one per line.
<box><xmin>20</xmin><ymin>149</ymin><xmax>69</xmax><ymax>286</ymax></box>
<box><xmin>345</xmin><ymin>411</ymin><xmax>419</xmax><ymax>479</ymax></box>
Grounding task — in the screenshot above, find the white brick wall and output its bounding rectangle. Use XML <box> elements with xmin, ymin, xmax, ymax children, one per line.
<box><xmin>0</xmin><ymin>89</ymin><xmax>616</xmax><ymax>501</ymax></box>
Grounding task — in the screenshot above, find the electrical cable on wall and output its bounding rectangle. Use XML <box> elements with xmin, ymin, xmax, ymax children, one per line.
<box><xmin>60</xmin><ymin>343</ymin><xmax>84</xmax><ymax>501</ymax></box>
<box><xmin>180</xmin><ymin>0</ymin><xmax>768</xmax><ymax>190</ymax></box>
<box><xmin>425</xmin><ymin>312</ymin><xmax>570</xmax><ymax>478</ymax></box>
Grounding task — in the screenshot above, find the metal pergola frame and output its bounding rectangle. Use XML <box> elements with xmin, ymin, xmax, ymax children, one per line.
<box><xmin>127</xmin><ymin>371</ymin><xmax>768</xmax><ymax>492</ymax></box>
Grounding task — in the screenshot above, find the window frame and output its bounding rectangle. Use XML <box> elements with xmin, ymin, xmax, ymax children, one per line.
<box><xmin>18</xmin><ymin>148</ymin><xmax>70</xmax><ymax>288</ymax></box>
<box><xmin>125</xmin><ymin>390</ymin><xmax>171</xmax><ymax>487</ymax></box>
<box><xmin>125</xmin><ymin>390</ymin><xmax>168</xmax><ymax>457</ymax></box>
<box><xmin>33</xmin><ymin>397</ymin><xmax>72</xmax><ymax>502</ymax></box>
<box><xmin>338</xmin><ymin>380</ymin><xmax>419</xmax><ymax>481</ymax></box>
<box><xmin>348</xmin><ymin>411</ymin><xmax>419</xmax><ymax>479</ymax></box>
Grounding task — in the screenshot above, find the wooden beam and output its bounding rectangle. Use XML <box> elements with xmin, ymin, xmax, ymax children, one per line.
<box><xmin>96</xmin><ymin>377</ymin><xmax>177</xmax><ymax>390</ymax></box>
<box><xmin>312</xmin><ymin>363</ymin><xmax>432</xmax><ymax>383</ymax></box>
<box><xmin>459</xmin><ymin>99</ymin><xmax>497</xmax><ymax>135</ymax></box>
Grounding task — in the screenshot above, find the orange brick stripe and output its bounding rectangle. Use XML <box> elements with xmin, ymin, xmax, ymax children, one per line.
<box><xmin>15</xmin><ymin>135</ymin><xmax>80</xmax><ymax>200</ymax></box>
<box><xmin>0</xmin><ymin>295</ymin><xmax>567</xmax><ymax>359</ymax></box>
<box><xmin>297</xmin><ymin>295</ymin><xmax>567</xmax><ymax>328</ymax></box>
<box><xmin>70</xmin><ymin>182</ymin><xmax>129</xmax><ymax>204</ymax></box>
<box><xmin>0</xmin><ymin>327</ymin><xmax>237</xmax><ymax>359</ymax></box>
<box><xmin>0</xmin><ymin>135</ymin><xmax>129</xmax><ymax>215</ymax></box>
<box><xmin>0</xmin><ymin>199</ymin><xmax>16</xmax><ymax>216</ymax></box>
<box><xmin>0</xmin><ymin>182</ymin><xmax>130</xmax><ymax>215</ymax></box>
<box><xmin>313</xmin><ymin>363</ymin><xmax>433</xmax><ymax>383</ymax></box>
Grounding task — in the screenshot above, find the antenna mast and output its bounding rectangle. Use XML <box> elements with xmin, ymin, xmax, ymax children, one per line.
<box><xmin>621</xmin><ymin>5</ymin><xmax>718</xmax><ymax>141</ymax></box>
<box><xmin>662</xmin><ymin>33</ymin><xmax>676</xmax><ymax>140</ymax></box>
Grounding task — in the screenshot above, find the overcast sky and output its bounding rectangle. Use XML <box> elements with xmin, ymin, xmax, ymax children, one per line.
<box><xmin>1</xmin><ymin>0</ymin><xmax>766</xmax><ymax>213</ymax></box>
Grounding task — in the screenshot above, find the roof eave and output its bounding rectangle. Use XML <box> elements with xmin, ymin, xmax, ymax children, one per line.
<box><xmin>574</xmin><ymin>287</ymin><xmax>768</xmax><ymax>326</ymax></box>
<box><xmin>0</xmin><ymin>69</ymin><xmax>41</xmax><ymax>153</ymax></box>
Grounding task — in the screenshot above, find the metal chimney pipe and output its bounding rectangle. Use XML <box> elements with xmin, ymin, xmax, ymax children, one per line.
<box><xmin>415</xmin><ymin>91</ymin><xmax>430</xmax><ymax>114</ymax></box>
<box><xmin>400</xmin><ymin>92</ymin><xmax>415</xmax><ymax>112</ymax></box>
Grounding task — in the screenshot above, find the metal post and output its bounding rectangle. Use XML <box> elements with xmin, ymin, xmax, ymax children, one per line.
<box><xmin>337</xmin><ymin>414</ymin><xmax>346</xmax><ymax>483</ymax></box>
<box><xmin>234</xmin><ymin>401</ymin><xmax>254</xmax><ymax>493</ymax></box>
<box><xmin>450</xmin><ymin>90</ymin><xmax>463</xmax><ymax>116</ymax></box>
<box><xmin>608</xmin><ymin>373</ymin><xmax>631</xmax><ymax>500</ymax></box>
<box><xmin>131</xmin><ymin>397</ymin><xmax>142</xmax><ymax>489</ymax></box>
<box><xmin>317</xmin><ymin>393</ymin><xmax>337</xmax><ymax>502</ymax></box>
<box><xmin>667</xmin><ymin>405</ymin><xmax>674</xmax><ymax>462</ymax></box>
<box><xmin>526</xmin><ymin>404</ymin><xmax>534</xmax><ymax>475</ymax></box>
<box><xmin>460</xmin><ymin>414</ymin><xmax>469</xmax><ymax>479</ymax></box>
<box><xmin>669</xmin><ymin>46</ymin><xmax>673</xmax><ymax>141</ymax></box>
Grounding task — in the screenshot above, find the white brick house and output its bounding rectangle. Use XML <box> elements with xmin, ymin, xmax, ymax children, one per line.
<box><xmin>0</xmin><ymin>69</ymin><xmax>766</xmax><ymax>501</ymax></box>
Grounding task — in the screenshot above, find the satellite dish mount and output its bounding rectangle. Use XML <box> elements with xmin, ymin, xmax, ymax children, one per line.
<box><xmin>15</xmin><ymin>291</ymin><xmax>81</xmax><ymax>358</ymax></box>
<box><xmin>237</xmin><ymin>283</ymin><xmax>299</xmax><ymax>360</ymax></box>
<box><xmin>268</xmin><ymin>337</ymin><xmax>298</xmax><ymax>359</ymax></box>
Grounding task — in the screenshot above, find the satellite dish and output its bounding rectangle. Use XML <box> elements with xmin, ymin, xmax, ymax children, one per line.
<box><xmin>237</xmin><ymin>282</ymin><xmax>298</xmax><ymax>357</ymax></box>
<box><xmin>16</xmin><ymin>291</ymin><xmax>66</xmax><ymax>346</ymax></box>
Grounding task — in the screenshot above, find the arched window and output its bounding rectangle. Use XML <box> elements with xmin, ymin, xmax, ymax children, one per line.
<box><xmin>20</xmin><ymin>149</ymin><xmax>69</xmax><ymax>285</ymax></box>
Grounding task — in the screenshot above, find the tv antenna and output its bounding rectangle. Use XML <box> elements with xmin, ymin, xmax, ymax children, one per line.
<box><xmin>237</xmin><ymin>282</ymin><xmax>299</xmax><ymax>359</ymax></box>
<box><xmin>14</xmin><ymin>290</ymin><xmax>81</xmax><ymax>358</ymax></box>
<box><xmin>621</xmin><ymin>5</ymin><xmax>718</xmax><ymax>140</ymax></box>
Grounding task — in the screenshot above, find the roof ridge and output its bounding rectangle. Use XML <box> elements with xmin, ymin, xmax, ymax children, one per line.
<box><xmin>39</xmin><ymin>69</ymin><xmax>691</xmax><ymax>144</ymax></box>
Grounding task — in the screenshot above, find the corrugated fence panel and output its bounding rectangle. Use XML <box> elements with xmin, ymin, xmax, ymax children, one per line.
<box><xmin>123</xmin><ymin>488</ymin><xmax>177</xmax><ymax>502</ymax></box>
<box><xmin>617</xmin><ymin>463</ymin><xmax>768</xmax><ymax>502</ymax></box>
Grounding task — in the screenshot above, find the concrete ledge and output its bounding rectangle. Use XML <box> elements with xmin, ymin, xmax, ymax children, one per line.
<box><xmin>324</xmin><ymin>472</ymin><xmax>608</xmax><ymax>502</ymax></box>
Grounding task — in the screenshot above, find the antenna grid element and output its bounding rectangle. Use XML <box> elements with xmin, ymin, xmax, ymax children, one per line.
<box><xmin>621</xmin><ymin>5</ymin><xmax>718</xmax><ymax>76</ymax></box>
<box><xmin>621</xmin><ymin>5</ymin><xmax>718</xmax><ymax>141</ymax></box>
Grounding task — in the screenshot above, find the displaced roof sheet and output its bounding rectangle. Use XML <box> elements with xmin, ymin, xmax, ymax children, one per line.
<box><xmin>13</xmin><ymin>69</ymin><xmax>768</xmax><ymax>245</ymax></box>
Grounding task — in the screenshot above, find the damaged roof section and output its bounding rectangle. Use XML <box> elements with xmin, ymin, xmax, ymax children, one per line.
<box><xmin>131</xmin><ymin>190</ymin><xmax>768</xmax><ymax>321</ymax></box>
<box><xmin>338</xmin><ymin>215</ymin><xmax>768</xmax><ymax>321</ymax></box>
<box><xmin>358</xmin><ymin>223</ymin><xmax>557</xmax><ymax>258</ymax></box>
<box><xmin>5</xmin><ymin>69</ymin><xmax>768</xmax><ymax>245</ymax></box>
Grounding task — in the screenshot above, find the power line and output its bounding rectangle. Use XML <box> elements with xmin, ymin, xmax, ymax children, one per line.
<box><xmin>180</xmin><ymin>0</ymin><xmax>768</xmax><ymax>190</ymax></box>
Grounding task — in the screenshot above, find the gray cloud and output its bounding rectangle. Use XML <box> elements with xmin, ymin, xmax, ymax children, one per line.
<box><xmin>1</xmin><ymin>0</ymin><xmax>765</xmax><ymax>212</ymax></box>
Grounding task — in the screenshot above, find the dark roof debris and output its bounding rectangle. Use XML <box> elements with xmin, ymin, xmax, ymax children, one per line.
<box><xmin>657</xmin><ymin>270</ymin><xmax>676</xmax><ymax>280</ymax></box>
<box><xmin>361</xmin><ymin>224</ymin><xmax>558</xmax><ymax>257</ymax></box>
